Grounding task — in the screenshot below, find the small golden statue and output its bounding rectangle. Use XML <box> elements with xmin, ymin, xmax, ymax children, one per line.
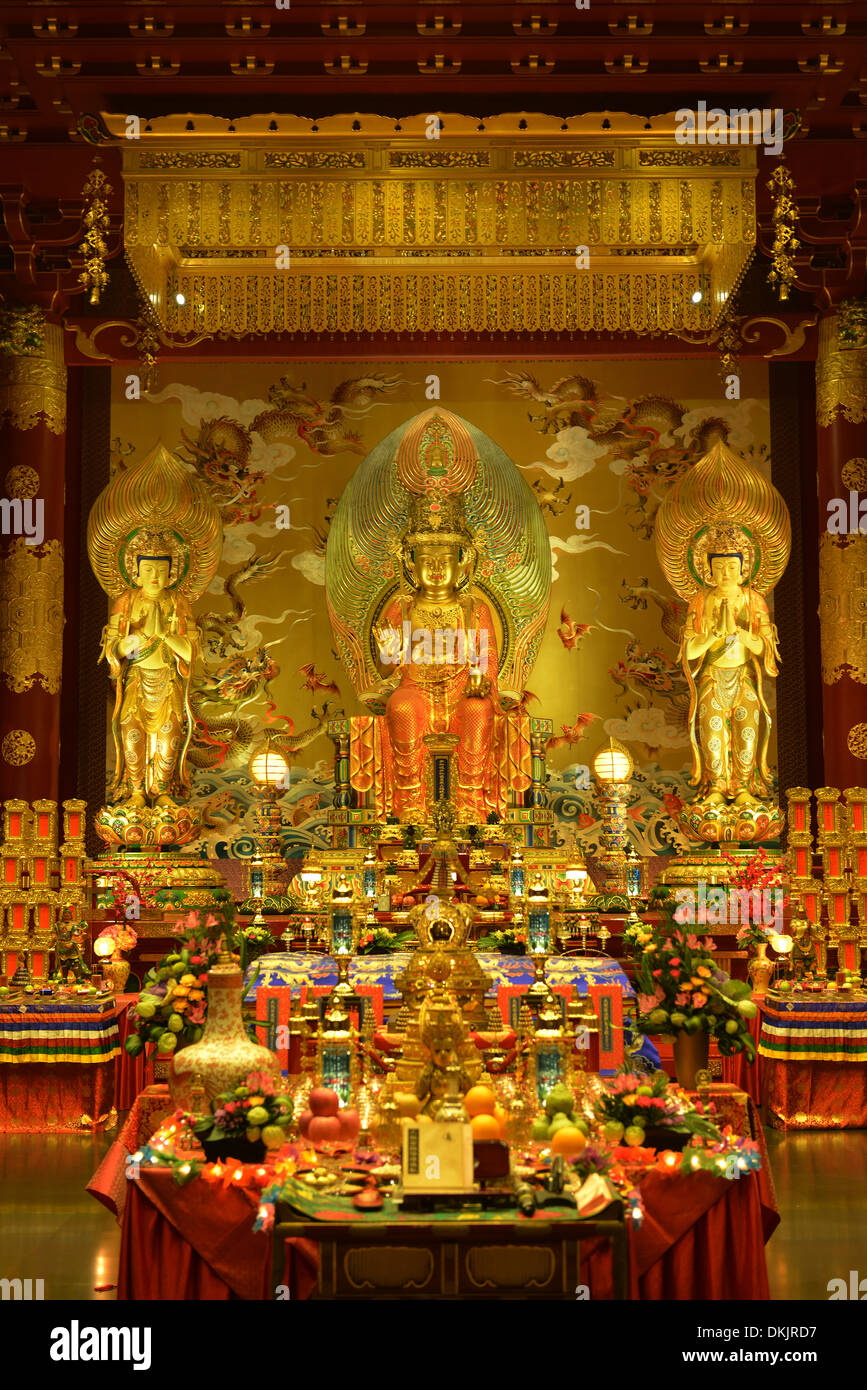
<box><xmin>87</xmin><ymin>443</ymin><xmax>222</xmax><ymax>845</ymax></box>
<box><xmin>655</xmin><ymin>439</ymin><xmax>791</xmax><ymax>843</ymax></box>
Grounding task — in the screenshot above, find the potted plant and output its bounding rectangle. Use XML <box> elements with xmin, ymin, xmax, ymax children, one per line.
<box><xmin>626</xmin><ymin>885</ymin><xmax>757</xmax><ymax>1089</ymax></box>
<box><xmin>193</xmin><ymin>1070</ymin><xmax>294</xmax><ymax>1163</ymax></box>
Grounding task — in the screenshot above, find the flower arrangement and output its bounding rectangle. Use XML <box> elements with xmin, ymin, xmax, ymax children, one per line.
<box><xmin>594</xmin><ymin>1069</ymin><xmax>722</xmax><ymax>1144</ymax></box>
<box><xmin>95</xmin><ymin>920</ymin><xmax>138</xmax><ymax>954</ymax></box>
<box><xmin>193</xmin><ymin>1071</ymin><xmax>294</xmax><ymax>1152</ymax></box>
<box><xmin>237</xmin><ymin>919</ymin><xmax>274</xmax><ymax>970</ymax></box>
<box><xmin>627</xmin><ymin>886</ymin><xmax>757</xmax><ymax>1060</ymax></box>
<box><xmin>124</xmin><ymin>905</ymin><xmax>238</xmax><ymax>1061</ymax></box>
<box><xmin>477</xmin><ymin>927</ymin><xmax>528</xmax><ymax>954</ymax></box>
<box><xmin>720</xmin><ymin>846</ymin><xmax>788</xmax><ymax>950</ymax></box>
<box><xmin>357</xmin><ymin>925</ymin><xmax>414</xmax><ymax>955</ymax></box>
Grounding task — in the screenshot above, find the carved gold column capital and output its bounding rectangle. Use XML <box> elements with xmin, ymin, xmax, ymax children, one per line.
<box><xmin>0</xmin><ymin>313</ymin><xmax>66</xmax><ymax>434</ymax></box>
<box><xmin>816</xmin><ymin>301</ymin><xmax>867</xmax><ymax>427</ymax></box>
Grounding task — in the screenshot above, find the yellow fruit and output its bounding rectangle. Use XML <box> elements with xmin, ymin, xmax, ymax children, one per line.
<box><xmin>464</xmin><ymin>1085</ymin><xmax>497</xmax><ymax>1117</ymax></box>
<box><xmin>550</xmin><ymin>1126</ymin><xmax>587</xmax><ymax>1157</ymax></box>
<box><xmin>470</xmin><ymin>1113</ymin><xmax>501</xmax><ymax>1141</ymax></box>
<box><xmin>245</xmin><ymin>1127</ymin><xmax>261</xmax><ymax>1143</ymax></box>
<box><xmin>261</xmin><ymin>1125</ymin><xmax>285</xmax><ymax>1149</ymax></box>
<box><xmin>494</xmin><ymin>1104</ymin><xmax>509</xmax><ymax>1138</ymax></box>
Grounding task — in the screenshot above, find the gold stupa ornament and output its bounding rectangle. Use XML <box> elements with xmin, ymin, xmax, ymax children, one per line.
<box><xmin>87</xmin><ymin>443</ymin><xmax>222</xmax><ymax>847</ymax></box>
<box><xmin>655</xmin><ymin>440</ymin><xmax>791</xmax><ymax>844</ymax></box>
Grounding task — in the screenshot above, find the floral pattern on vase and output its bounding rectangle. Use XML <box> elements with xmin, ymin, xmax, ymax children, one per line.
<box><xmin>169</xmin><ymin>957</ymin><xmax>279</xmax><ymax>1110</ymax></box>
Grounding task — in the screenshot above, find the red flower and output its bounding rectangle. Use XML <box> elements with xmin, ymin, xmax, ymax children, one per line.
<box><xmin>669</xmin><ymin>957</ymin><xmax>681</xmax><ymax>967</ymax></box>
<box><xmin>224</xmin><ymin>1101</ymin><xmax>237</xmax><ymax>1114</ymax></box>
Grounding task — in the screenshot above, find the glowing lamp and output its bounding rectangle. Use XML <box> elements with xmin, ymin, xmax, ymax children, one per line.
<box><xmin>593</xmin><ymin>737</ymin><xmax>634</xmax><ymax>784</ymax></box>
<box><xmin>249</xmin><ymin>741</ymin><xmax>289</xmax><ymax>788</ymax></box>
<box><xmin>769</xmin><ymin>933</ymin><xmax>793</xmax><ymax>955</ymax></box>
<box><xmin>93</xmin><ymin>934</ymin><xmax>114</xmax><ymax>960</ymax></box>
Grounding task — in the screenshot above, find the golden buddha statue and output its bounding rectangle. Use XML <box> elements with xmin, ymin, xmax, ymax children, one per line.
<box><xmin>681</xmin><ymin>525</ymin><xmax>779</xmax><ymax>810</ymax></box>
<box><xmin>655</xmin><ymin>439</ymin><xmax>791</xmax><ymax>842</ymax></box>
<box><xmin>87</xmin><ymin>442</ymin><xmax>222</xmax><ymax>844</ymax></box>
<box><xmin>369</xmin><ymin>491</ymin><xmax>499</xmax><ymax>821</ymax></box>
<box><xmin>325</xmin><ymin>408</ymin><xmax>552</xmax><ymax>823</ymax></box>
<box><xmin>101</xmin><ymin>529</ymin><xmax>199</xmax><ymax>807</ymax></box>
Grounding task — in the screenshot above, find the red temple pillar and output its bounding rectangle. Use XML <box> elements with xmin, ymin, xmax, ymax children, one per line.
<box><xmin>815</xmin><ymin>303</ymin><xmax>867</xmax><ymax>789</ymax></box>
<box><xmin>0</xmin><ymin>310</ymin><xmax>67</xmax><ymax>802</ymax></box>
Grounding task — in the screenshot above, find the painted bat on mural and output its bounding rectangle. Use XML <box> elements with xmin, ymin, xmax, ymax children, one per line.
<box><xmin>546</xmin><ymin>712</ymin><xmax>598</xmax><ymax>751</ymax></box>
<box><xmin>298</xmin><ymin>663</ymin><xmax>341</xmax><ymax>696</ymax></box>
<box><xmin>557</xmin><ymin>607</ymin><xmax>593</xmax><ymax>651</ymax></box>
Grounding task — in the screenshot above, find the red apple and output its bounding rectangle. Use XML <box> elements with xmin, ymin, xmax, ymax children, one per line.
<box><xmin>297</xmin><ymin>1108</ymin><xmax>313</xmax><ymax>1138</ymax></box>
<box><xmin>338</xmin><ymin>1108</ymin><xmax>360</xmax><ymax>1142</ymax></box>
<box><xmin>308</xmin><ymin>1115</ymin><xmax>342</xmax><ymax>1145</ymax></box>
<box><xmin>308</xmin><ymin>1087</ymin><xmax>340</xmax><ymax>1117</ymax></box>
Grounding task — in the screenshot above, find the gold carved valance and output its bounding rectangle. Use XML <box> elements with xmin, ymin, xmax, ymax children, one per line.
<box><xmin>107</xmin><ymin>111</ymin><xmax>757</xmax><ymax>338</ymax></box>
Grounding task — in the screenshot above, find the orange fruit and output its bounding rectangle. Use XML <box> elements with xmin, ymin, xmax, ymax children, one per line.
<box><xmin>550</xmin><ymin>1126</ymin><xmax>588</xmax><ymax>1158</ymax></box>
<box><xmin>464</xmin><ymin>1085</ymin><xmax>498</xmax><ymax>1117</ymax></box>
<box><xmin>470</xmin><ymin>1113</ymin><xmax>501</xmax><ymax>1141</ymax></box>
<box><xmin>494</xmin><ymin>1104</ymin><xmax>509</xmax><ymax>1137</ymax></box>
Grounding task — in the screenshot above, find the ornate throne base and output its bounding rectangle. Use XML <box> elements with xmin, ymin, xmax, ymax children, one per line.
<box><xmin>676</xmin><ymin>799</ymin><xmax>783</xmax><ymax>846</ymax></box>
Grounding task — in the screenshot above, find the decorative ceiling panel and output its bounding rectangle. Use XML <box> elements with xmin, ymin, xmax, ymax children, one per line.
<box><xmin>111</xmin><ymin>111</ymin><xmax>756</xmax><ymax>338</ymax></box>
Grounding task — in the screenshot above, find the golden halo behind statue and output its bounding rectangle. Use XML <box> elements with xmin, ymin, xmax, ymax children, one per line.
<box><xmin>655</xmin><ymin>439</ymin><xmax>791</xmax><ymax>599</ymax></box>
<box><xmin>87</xmin><ymin>441</ymin><xmax>222</xmax><ymax>601</ymax></box>
<box><xmin>326</xmin><ymin>407</ymin><xmax>552</xmax><ymax>703</ymax></box>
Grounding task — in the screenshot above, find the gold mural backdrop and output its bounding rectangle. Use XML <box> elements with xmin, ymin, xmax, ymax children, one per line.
<box><xmin>108</xmin><ymin>358</ymin><xmax>773</xmax><ymax>860</ymax></box>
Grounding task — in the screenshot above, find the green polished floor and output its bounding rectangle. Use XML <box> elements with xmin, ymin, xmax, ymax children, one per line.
<box><xmin>0</xmin><ymin>1122</ymin><xmax>864</xmax><ymax>1300</ymax></box>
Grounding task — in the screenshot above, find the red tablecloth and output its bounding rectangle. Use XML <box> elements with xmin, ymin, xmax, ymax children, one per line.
<box><xmin>0</xmin><ymin>1060</ymin><xmax>116</xmax><ymax>1132</ymax></box>
<box><xmin>87</xmin><ymin>1084</ymin><xmax>175</xmax><ymax>1222</ymax></box>
<box><xmin>114</xmin><ymin>995</ymin><xmax>154</xmax><ymax>1111</ymax></box>
<box><xmin>0</xmin><ymin>993</ymin><xmax>151</xmax><ymax>1132</ymax></box>
<box><xmin>117</xmin><ymin>1168</ymin><xmax>280</xmax><ymax>1301</ymax></box>
<box><xmin>585</xmin><ymin>1166</ymin><xmax>775</xmax><ymax>1299</ymax></box>
<box><xmin>763</xmin><ymin>1059</ymin><xmax>867</xmax><ymax>1129</ymax></box>
<box><xmin>115</xmin><ymin>1153</ymin><xmax>777</xmax><ymax>1301</ymax></box>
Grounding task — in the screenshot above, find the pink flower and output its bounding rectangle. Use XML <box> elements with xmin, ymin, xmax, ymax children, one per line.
<box><xmin>703</xmin><ymin>938</ymin><xmax>717</xmax><ymax>952</ymax></box>
<box><xmin>693</xmin><ymin>992</ymin><xmax>708</xmax><ymax>1007</ymax></box>
<box><xmin>675</xmin><ymin>992</ymin><xmax>688</xmax><ymax>1006</ymax></box>
<box><xmin>183</xmin><ymin>910</ymin><xmax>200</xmax><ymax>931</ymax></box>
<box><xmin>205</xmin><ymin>914</ymin><xmax>218</xmax><ymax>928</ymax></box>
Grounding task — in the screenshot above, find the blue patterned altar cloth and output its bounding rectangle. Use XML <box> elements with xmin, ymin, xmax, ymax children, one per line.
<box><xmin>244</xmin><ymin>952</ymin><xmax>634</xmax><ymax>1003</ymax></box>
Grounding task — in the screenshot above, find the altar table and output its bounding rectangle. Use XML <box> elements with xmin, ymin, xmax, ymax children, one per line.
<box><xmin>113</xmin><ymin>1153</ymin><xmax>776</xmax><ymax>1301</ymax></box>
<box><xmin>0</xmin><ymin>995</ymin><xmax>124</xmax><ymax>1132</ymax></box>
<box><xmin>758</xmin><ymin>993</ymin><xmax>867</xmax><ymax>1129</ymax></box>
